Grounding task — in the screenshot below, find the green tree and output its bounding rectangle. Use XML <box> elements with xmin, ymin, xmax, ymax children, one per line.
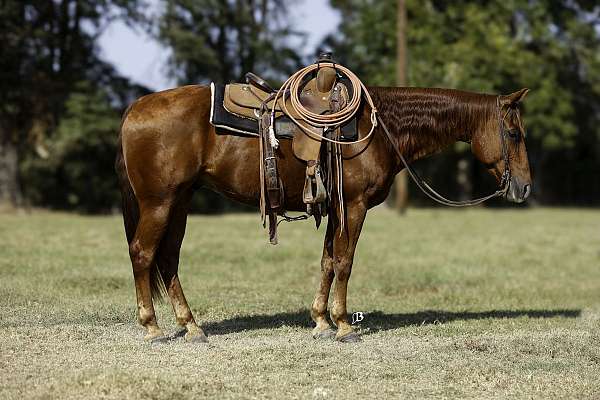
<box><xmin>0</xmin><ymin>0</ymin><xmax>146</xmax><ymax>208</ymax></box>
<box><xmin>22</xmin><ymin>83</ymin><xmax>120</xmax><ymax>212</ymax></box>
<box><xmin>158</xmin><ymin>0</ymin><xmax>304</xmax><ymax>84</ymax></box>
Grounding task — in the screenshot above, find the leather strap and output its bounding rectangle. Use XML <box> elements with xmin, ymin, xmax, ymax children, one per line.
<box><xmin>246</xmin><ymin>72</ymin><xmax>275</xmax><ymax>94</ymax></box>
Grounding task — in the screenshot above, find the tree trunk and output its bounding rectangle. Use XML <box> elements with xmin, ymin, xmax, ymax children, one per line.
<box><xmin>0</xmin><ymin>138</ymin><xmax>22</xmax><ymax>210</ymax></box>
<box><xmin>393</xmin><ymin>0</ymin><xmax>409</xmax><ymax>213</ymax></box>
<box><xmin>457</xmin><ymin>157</ymin><xmax>472</xmax><ymax>201</ymax></box>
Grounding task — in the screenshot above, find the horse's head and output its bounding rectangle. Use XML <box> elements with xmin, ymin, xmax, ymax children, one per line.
<box><xmin>471</xmin><ymin>88</ymin><xmax>532</xmax><ymax>203</ymax></box>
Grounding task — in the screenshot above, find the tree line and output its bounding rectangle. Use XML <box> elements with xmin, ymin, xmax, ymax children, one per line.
<box><xmin>1</xmin><ymin>0</ymin><xmax>598</xmax><ymax>213</ymax></box>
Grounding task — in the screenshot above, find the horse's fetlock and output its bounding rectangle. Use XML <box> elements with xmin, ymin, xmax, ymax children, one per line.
<box><xmin>138</xmin><ymin>308</ymin><xmax>156</xmax><ymax>327</ymax></box>
<box><xmin>330</xmin><ymin>303</ymin><xmax>346</xmax><ymax>325</ymax></box>
<box><xmin>176</xmin><ymin>312</ymin><xmax>193</xmax><ymax>327</ymax></box>
<box><xmin>311</xmin><ymin>296</ymin><xmax>328</xmax><ymax>317</ymax></box>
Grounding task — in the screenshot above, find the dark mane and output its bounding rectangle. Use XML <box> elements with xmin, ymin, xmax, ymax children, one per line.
<box><xmin>369</xmin><ymin>87</ymin><xmax>497</xmax><ymax>159</ymax></box>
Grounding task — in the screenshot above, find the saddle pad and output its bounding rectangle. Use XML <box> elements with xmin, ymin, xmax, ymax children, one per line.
<box><xmin>209</xmin><ymin>83</ymin><xmax>359</xmax><ymax>141</ymax></box>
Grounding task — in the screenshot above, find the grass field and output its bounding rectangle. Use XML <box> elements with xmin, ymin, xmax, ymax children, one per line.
<box><xmin>1</xmin><ymin>207</ymin><xmax>599</xmax><ymax>399</ymax></box>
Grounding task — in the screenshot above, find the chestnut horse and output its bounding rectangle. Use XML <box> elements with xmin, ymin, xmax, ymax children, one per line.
<box><xmin>115</xmin><ymin>85</ymin><xmax>532</xmax><ymax>343</ymax></box>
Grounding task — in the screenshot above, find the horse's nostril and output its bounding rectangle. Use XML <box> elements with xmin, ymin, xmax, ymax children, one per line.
<box><xmin>523</xmin><ymin>184</ymin><xmax>531</xmax><ymax>199</ymax></box>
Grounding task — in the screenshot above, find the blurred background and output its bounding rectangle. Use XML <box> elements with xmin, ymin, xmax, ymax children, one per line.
<box><xmin>1</xmin><ymin>0</ymin><xmax>598</xmax><ymax>214</ymax></box>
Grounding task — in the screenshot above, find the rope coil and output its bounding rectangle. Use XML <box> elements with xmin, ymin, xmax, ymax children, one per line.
<box><xmin>271</xmin><ymin>62</ymin><xmax>378</xmax><ymax>145</ymax></box>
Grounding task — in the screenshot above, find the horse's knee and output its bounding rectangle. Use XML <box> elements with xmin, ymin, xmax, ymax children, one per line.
<box><xmin>333</xmin><ymin>256</ymin><xmax>353</xmax><ymax>281</ymax></box>
<box><xmin>321</xmin><ymin>255</ymin><xmax>334</xmax><ymax>275</ymax></box>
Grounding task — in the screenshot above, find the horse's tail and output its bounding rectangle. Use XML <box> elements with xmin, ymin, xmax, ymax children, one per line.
<box><xmin>115</xmin><ymin>105</ymin><xmax>165</xmax><ymax>302</ymax></box>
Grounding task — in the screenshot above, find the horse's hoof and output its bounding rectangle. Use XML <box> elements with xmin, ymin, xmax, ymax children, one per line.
<box><xmin>313</xmin><ymin>327</ymin><xmax>336</xmax><ymax>340</ymax></box>
<box><xmin>148</xmin><ymin>334</ymin><xmax>169</xmax><ymax>344</ymax></box>
<box><xmin>336</xmin><ymin>332</ymin><xmax>362</xmax><ymax>343</ymax></box>
<box><xmin>144</xmin><ymin>329</ymin><xmax>168</xmax><ymax>343</ymax></box>
<box><xmin>169</xmin><ymin>328</ymin><xmax>187</xmax><ymax>340</ymax></box>
<box><xmin>185</xmin><ymin>331</ymin><xmax>209</xmax><ymax>344</ymax></box>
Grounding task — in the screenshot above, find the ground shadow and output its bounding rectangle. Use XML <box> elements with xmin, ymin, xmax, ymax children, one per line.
<box><xmin>203</xmin><ymin>308</ymin><xmax>581</xmax><ymax>336</ymax></box>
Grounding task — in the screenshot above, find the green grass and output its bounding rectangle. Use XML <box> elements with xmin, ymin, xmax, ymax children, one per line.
<box><xmin>1</xmin><ymin>207</ymin><xmax>599</xmax><ymax>399</ymax></box>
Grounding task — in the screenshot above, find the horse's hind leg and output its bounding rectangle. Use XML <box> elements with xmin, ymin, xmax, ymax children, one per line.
<box><xmin>156</xmin><ymin>190</ymin><xmax>208</xmax><ymax>343</ymax></box>
<box><xmin>129</xmin><ymin>198</ymin><xmax>173</xmax><ymax>342</ymax></box>
<box><xmin>311</xmin><ymin>219</ymin><xmax>336</xmax><ymax>339</ymax></box>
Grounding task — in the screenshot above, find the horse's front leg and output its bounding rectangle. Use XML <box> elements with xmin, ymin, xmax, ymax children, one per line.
<box><xmin>330</xmin><ymin>201</ymin><xmax>367</xmax><ymax>342</ymax></box>
<box><xmin>310</xmin><ymin>220</ymin><xmax>336</xmax><ymax>339</ymax></box>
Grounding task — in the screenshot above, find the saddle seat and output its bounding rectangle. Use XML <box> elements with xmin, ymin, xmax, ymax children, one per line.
<box><xmin>223</xmin><ymin>77</ymin><xmax>340</xmax><ymax>121</ymax></box>
<box><xmin>222</xmin><ymin>67</ymin><xmax>352</xmax><ymax>162</ymax></box>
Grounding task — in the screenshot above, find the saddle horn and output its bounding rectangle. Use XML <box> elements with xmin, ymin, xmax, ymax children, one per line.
<box><xmin>315</xmin><ymin>52</ymin><xmax>337</xmax><ymax>93</ymax></box>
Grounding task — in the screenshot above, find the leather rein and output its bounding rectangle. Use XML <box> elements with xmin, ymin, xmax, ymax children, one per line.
<box><xmin>377</xmin><ymin>96</ymin><xmax>512</xmax><ymax>207</ymax></box>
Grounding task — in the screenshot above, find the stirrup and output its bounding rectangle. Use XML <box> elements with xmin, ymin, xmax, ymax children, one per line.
<box><xmin>303</xmin><ymin>162</ymin><xmax>327</xmax><ymax>205</ymax></box>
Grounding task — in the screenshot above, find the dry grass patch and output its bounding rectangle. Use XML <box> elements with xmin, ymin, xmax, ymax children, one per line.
<box><xmin>1</xmin><ymin>207</ymin><xmax>599</xmax><ymax>399</ymax></box>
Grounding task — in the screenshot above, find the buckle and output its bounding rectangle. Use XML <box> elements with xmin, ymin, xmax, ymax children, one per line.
<box><xmin>500</xmin><ymin>169</ymin><xmax>511</xmax><ymax>188</ymax></box>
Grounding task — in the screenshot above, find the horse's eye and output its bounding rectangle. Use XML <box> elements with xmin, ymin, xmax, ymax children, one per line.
<box><xmin>507</xmin><ymin>129</ymin><xmax>520</xmax><ymax>141</ymax></box>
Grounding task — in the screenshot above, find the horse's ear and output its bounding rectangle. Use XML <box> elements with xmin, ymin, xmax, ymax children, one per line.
<box><xmin>501</xmin><ymin>88</ymin><xmax>530</xmax><ymax>106</ymax></box>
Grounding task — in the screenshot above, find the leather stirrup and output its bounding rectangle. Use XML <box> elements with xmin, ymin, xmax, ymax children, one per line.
<box><xmin>302</xmin><ymin>161</ymin><xmax>327</xmax><ymax>205</ymax></box>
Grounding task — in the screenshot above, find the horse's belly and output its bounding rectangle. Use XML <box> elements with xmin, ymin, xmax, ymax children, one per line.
<box><xmin>201</xmin><ymin>134</ymin><xmax>307</xmax><ymax>211</ymax></box>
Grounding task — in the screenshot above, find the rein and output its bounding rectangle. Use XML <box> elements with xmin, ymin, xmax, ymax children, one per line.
<box><xmin>378</xmin><ymin>96</ymin><xmax>512</xmax><ymax>207</ymax></box>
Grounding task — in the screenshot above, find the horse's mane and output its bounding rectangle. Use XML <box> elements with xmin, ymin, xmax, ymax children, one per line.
<box><xmin>369</xmin><ymin>87</ymin><xmax>497</xmax><ymax>158</ymax></box>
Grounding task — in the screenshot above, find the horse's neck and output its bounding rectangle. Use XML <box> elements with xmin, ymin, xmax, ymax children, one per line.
<box><xmin>372</xmin><ymin>88</ymin><xmax>491</xmax><ymax>165</ymax></box>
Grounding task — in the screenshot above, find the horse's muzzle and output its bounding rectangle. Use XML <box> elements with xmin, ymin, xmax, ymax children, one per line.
<box><xmin>507</xmin><ymin>176</ymin><xmax>531</xmax><ymax>203</ymax></box>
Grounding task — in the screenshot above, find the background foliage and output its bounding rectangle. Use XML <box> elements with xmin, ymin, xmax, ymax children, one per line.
<box><xmin>0</xmin><ymin>0</ymin><xmax>149</xmax><ymax>212</ymax></box>
<box><xmin>1</xmin><ymin>0</ymin><xmax>598</xmax><ymax>212</ymax></box>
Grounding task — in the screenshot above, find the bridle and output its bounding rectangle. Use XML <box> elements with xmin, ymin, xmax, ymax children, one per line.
<box><xmin>378</xmin><ymin>95</ymin><xmax>513</xmax><ymax>207</ymax></box>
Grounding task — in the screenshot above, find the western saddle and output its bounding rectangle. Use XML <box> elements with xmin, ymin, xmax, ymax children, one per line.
<box><xmin>210</xmin><ymin>53</ymin><xmax>358</xmax><ymax>243</ymax></box>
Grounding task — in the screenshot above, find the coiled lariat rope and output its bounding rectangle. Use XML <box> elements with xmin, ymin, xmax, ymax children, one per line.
<box><xmin>269</xmin><ymin>62</ymin><xmax>378</xmax><ymax>147</ymax></box>
<box><xmin>267</xmin><ymin>61</ymin><xmax>376</xmax><ymax>235</ymax></box>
